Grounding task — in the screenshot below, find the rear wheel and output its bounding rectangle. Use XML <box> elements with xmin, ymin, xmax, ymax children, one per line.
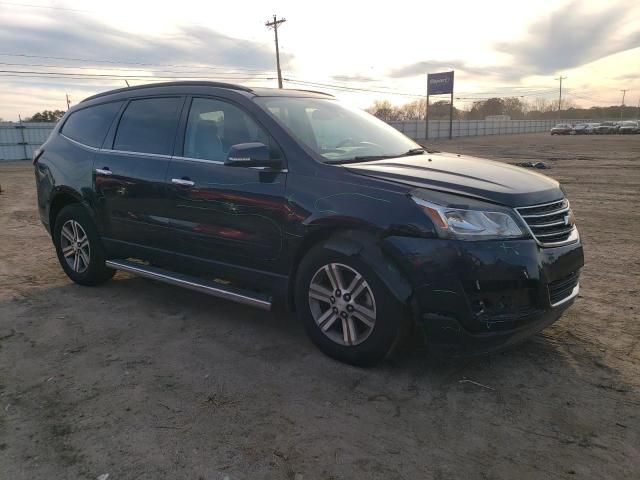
<box><xmin>295</xmin><ymin>245</ymin><xmax>408</xmax><ymax>366</ymax></box>
<box><xmin>53</xmin><ymin>204</ymin><xmax>115</xmax><ymax>286</ymax></box>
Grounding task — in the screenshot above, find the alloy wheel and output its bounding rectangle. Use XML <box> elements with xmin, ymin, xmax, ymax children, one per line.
<box><xmin>308</xmin><ymin>263</ymin><xmax>377</xmax><ymax>346</ymax></box>
<box><xmin>60</xmin><ymin>219</ymin><xmax>91</xmax><ymax>273</ymax></box>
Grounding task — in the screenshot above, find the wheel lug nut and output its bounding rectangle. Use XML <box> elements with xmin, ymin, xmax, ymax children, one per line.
<box><xmin>343</xmin><ymin>294</ymin><xmax>351</xmax><ymax>301</ymax></box>
<box><xmin>347</xmin><ymin>305</ymin><xmax>354</xmax><ymax>312</ymax></box>
<box><xmin>340</xmin><ymin>311</ymin><xmax>348</xmax><ymax>318</ymax></box>
<box><xmin>330</xmin><ymin>296</ymin><xmax>335</xmax><ymax>303</ymax></box>
<box><xmin>335</xmin><ymin>289</ymin><xmax>341</xmax><ymax>297</ymax></box>
<box><xmin>332</xmin><ymin>307</ymin><xmax>338</xmax><ymax>314</ymax></box>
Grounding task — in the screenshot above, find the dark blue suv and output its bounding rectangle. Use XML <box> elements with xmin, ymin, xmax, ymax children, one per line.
<box><xmin>33</xmin><ymin>81</ymin><xmax>584</xmax><ymax>365</ymax></box>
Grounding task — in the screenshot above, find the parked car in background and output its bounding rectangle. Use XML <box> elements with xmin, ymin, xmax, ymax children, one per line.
<box><xmin>594</xmin><ymin>122</ymin><xmax>617</xmax><ymax>134</ymax></box>
<box><xmin>584</xmin><ymin>123</ymin><xmax>600</xmax><ymax>134</ymax></box>
<box><xmin>550</xmin><ymin>124</ymin><xmax>573</xmax><ymax>135</ymax></box>
<box><xmin>571</xmin><ymin>124</ymin><xmax>589</xmax><ymax>135</ymax></box>
<box><xmin>33</xmin><ymin>81</ymin><xmax>584</xmax><ymax>365</ymax></box>
<box><xmin>618</xmin><ymin>121</ymin><xmax>639</xmax><ymax>134</ymax></box>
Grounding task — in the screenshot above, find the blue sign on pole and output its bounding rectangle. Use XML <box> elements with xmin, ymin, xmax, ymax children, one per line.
<box><xmin>427</xmin><ymin>71</ymin><xmax>454</xmax><ymax>95</ymax></box>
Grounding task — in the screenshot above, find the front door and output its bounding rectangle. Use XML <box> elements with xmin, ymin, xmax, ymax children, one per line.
<box><xmin>93</xmin><ymin>96</ymin><xmax>184</xmax><ymax>251</ymax></box>
<box><xmin>165</xmin><ymin>97</ymin><xmax>287</xmax><ymax>272</ymax></box>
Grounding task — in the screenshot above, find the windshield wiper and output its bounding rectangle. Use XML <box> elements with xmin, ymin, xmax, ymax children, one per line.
<box><xmin>398</xmin><ymin>148</ymin><xmax>426</xmax><ymax>156</ymax></box>
<box><xmin>326</xmin><ymin>148</ymin><xmax>427</xmax><ymax>165</ymax></box>
<box><xmin>326</xmin><ymin>155</ymin><xmax>397</xmax><ymax>165</ymax></box>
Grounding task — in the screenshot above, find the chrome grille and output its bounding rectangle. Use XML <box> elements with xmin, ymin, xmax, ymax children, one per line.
<box><xmin>515</xmin><ymin>198</ymin><xmax>578</xmax><ymax>247</ymax></box>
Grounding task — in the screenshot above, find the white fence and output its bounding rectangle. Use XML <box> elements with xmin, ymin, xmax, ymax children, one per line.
<box><xmin>0</xmin><ymin>122</ymin><xmax>56</xmax><ymax>161</ymax></box>
<box><xmin>388</xmin><ymin>118</ymin><xmax>596</xmax><ymax>140</ymax></box>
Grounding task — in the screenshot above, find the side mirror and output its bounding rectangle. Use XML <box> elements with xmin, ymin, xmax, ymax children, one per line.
<box><xmin>225</xmin><ymin>143</ymin><xmax>282</xmax><ymax>169</ymax></box>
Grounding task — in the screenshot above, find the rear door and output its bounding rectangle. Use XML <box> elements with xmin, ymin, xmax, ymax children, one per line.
<box><xmin>93</xmin><ymin>96</ymin><xmax>184</xmax><ymax>252</ymax></box>
<box><xmin>165</xmin><ymin>96</ymin><xmax>287</xmax><ymax>271</ymax></box>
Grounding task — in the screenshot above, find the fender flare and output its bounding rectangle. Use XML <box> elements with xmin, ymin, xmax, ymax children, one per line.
<box><xmin>48</xmin><ymin>187</ymin><xmax>96</xmax><ymax>232</ymax></box>
<box><xmin>321</xmin><ymin>230</ymin><xmax>413</xmax><ymax>305</ymax></box>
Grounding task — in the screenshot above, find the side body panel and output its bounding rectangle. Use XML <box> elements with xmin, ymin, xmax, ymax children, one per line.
<box><xmin>35</xmin><ymin>132</ymin><xmax>96</xmax><ymax>232</ymax></box>
<box><xmin>92</xmin><ymin>149</ymin><xmax>172</xmax><ymax>250</ymax></box>
<box><xmin>165</xmin><ymin>159</ymin><xmax>287</xmax><ymax>271</ymax></box>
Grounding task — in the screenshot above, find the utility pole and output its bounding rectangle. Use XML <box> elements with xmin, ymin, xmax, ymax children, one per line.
<box><xmin>555</xmin><ymin>75</ymin><xmax>567</xmax><ymax>117</ymax></box>
<box><xmin>65</xmin><ymin>93</ymin><xmax>71</xmax><ymax>110</ymax></box>
<box><xmin>265</xmin><ymin>15</ymin><xmax>286</xmax><ymax>89</ymax></box>
<box><xmin>620</xmin><ymin>89</ymin><xmax>628</xmax><ymax>121</ymax></box>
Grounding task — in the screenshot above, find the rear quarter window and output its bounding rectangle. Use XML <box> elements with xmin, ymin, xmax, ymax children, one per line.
<box><xmin>61</xmin><ymin>101</ymin><xmax>123</xmax><ymax>148</ymax></box>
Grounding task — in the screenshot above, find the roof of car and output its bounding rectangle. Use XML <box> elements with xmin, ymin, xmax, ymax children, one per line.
<box><xmin>81</xmin><ymin>81</ymin><xmax>335</xmax><ymax>103</ymax></box>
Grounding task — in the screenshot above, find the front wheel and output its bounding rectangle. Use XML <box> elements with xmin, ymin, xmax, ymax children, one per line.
<box><xmin>295</xmin><ymin>245</ymin><xmax>409</xmax><ymax>366</ymax></box>
<box><xmin>53</xmin><ymin>204</ymin><xmax>115</xmax><ymax>286</ymax></box>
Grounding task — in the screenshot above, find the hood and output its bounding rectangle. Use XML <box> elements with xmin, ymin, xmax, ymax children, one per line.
<box><xmin>345</xmin><ymin>152</ymin><xmax>563</xmax><ymax>207</ymax></box>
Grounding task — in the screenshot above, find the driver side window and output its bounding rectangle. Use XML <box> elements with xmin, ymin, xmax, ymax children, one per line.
<box><xmin>184</xmin><ymin>98</ymin><xmax>270</xmax><ymax>161</ymax></box>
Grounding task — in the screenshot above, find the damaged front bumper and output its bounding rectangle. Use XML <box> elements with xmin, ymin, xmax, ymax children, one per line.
<box><xmin>383</xmin><ymin>235</ymin><xmax>584</xmax><ymax>356</ymax></box>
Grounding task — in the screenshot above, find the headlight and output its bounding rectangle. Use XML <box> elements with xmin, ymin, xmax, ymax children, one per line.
<box><xmin>412</xmin><ymin>196</ymin><xmax>526</xmax><ymax>240</ymax></box>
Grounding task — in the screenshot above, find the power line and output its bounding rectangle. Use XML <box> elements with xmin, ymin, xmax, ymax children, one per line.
<box><xmin>0</xmin><ymin>69</ymin><xmax>274</xmax><ymax>81</ymax></box>
<box><xmin>285</xmin><ymin>78</ymin><xmax>425</xmax><ymax>97</ymax></box>
<box><xmin>0</xmin><ymin>61</ymin><xmax>274</xmax><ymax>76</ymax></box>
<box><xmin>0</xmin><ymin>1</ymin><xmax>89</xmax><ymax>12</ymax></box>
<box><xmin>567</xmin><ymin>92</ymin><xmax>620</xmax><ymax>105</ymax></box>
<box><xmin>0</xmin><ymin>52</ymin><xmax>270</xmax><ymax>72</ymax></box>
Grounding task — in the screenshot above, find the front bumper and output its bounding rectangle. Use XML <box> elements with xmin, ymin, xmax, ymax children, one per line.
<box><xmin>383</xmin><ymin>235</ymin><xmax>584</xmax><ymax>356</ymax></box>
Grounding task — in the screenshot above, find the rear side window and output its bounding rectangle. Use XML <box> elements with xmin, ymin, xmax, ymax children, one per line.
<box><xmin>113</xmin><ymin>97</ymin><xmax>183</xmax><ymax>155</ymax></box>
<box><xmin>61</xmin><ymin>101</ymin><xmax>123</xmax><ymax>148</ymax></box>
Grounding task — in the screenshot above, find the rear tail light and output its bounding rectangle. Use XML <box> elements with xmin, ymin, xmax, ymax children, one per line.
<box><xmin>32</xmin><ymin>148</ymin><xmax>44</xmax><ymax>165</ymax></box>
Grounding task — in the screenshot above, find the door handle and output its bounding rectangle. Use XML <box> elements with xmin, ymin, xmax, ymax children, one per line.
<box><xmin>95</xmin><ymin>167</ymin><xmax>112</xmax><ymax>176</ymax></box>
<box><xmin>172</xmin><ymin>178</ymin><xmax>195</xmax><ymax>187</ymax></box>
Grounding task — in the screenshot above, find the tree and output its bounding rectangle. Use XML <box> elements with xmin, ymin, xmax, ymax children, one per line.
<box><xmin>502</xmin><ymin>97</ymin><xmax>528</xmax><ymax>119</ymax></box>
<box><xmin>397</xmin><ymin>98</ymin><xmax>427</xmax><ymax>120</ymax></box>
<box><xmin>366</xmin><ymin>98</ymin><xmax>462</xmax><ymax>121</ymax></box>
<box><xmin>26</xmin><ymin>110</ymin><xmax>65</xmax><ymax>122</ymax></box>
<box><xmin>366</xmin><ymin>100</ymin><xmax>403</xmax><ymax>122</ymax></box>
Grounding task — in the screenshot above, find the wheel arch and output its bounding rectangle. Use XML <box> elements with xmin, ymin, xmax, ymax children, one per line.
<box><xmin>288</xmin><ymin>228</ymin><xmax>413</xmax><ymax>311</ymax></box>
<box><xmin>48</xmin><ymin>189</ymin><xmax>90</xmax><ymax>236</ymax></box>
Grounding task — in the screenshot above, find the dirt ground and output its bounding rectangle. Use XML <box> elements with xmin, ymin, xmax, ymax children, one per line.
<box><xmin>0</xmin><ymin>133</ymin><xmax>638</xmax><ymax>479</ymax></box>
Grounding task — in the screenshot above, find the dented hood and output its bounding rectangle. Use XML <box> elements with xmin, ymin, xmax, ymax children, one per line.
<box><xmin>345</xmin><ymin>152</ymin><xmax>563</xmax><ymax>207</ymax></box>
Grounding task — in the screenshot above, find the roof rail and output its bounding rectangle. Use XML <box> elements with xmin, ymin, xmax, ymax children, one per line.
<box><xmin>289</xmin><ymin>88</ymin><xmax>334</xmax><ymax>97</ymax></box>
<box><xmin>81</xmin><ymin>81</ymin><xmax>253</xmax><ymax>103</ymax></box>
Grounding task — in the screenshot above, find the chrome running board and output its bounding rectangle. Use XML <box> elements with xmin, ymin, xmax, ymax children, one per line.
<box><xmin>105</xmin><ymin>259</ymin><xmax>272</xmax><ymax>311</ymax></box>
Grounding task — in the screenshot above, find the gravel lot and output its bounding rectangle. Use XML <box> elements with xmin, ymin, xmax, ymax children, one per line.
<box><xmin>1</xmin><ymin>133</ymin><xmax>638</xmax><ymax>479</ymax></box>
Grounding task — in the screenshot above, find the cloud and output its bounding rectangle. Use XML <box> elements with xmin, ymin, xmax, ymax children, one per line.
<box><xmin>389</xmin><ymin>60</ymin><xmax>471</xmax><ymax>78</ymax></box>
<box><xmin>496</xmin><ymin>0</ymin><xmax>640</xmax><ymax>75</ymax></box>
<box><xmin>388</xmin><ymin>59</ymin><xmax>500</xmax><ymax>80</ymax></box>
<box><xmin>389</xmin><ymin>1</ymin><xmax>639</xmax><ymax>83</ymax></box>
<box><xmin>0</xmin><ymin>12</ymin><xmax>286</xmax><ymax>73</ymax></box>
<box><xmin>331</xmin><ymin>74</ymin><xmax>377</xmax><ymax>83</ymax></box>
<box><xmin>0</xmin><ymin>11</ymin><xmax>289</xmax><ymax>118</ymax></box>
<box><xmin>615</xmin><ymin>72</ymin><xmax>639</xmax><ymax>81</ymax></box>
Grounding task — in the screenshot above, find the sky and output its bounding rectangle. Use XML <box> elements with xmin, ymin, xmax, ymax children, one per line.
<box><xmin>0</xmin><ymin>0</ymin><xmax>639</xmax><ymax>120</ymax></box>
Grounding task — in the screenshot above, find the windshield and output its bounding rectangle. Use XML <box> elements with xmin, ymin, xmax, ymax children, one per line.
<box><xmin>254</xmin><ymin>97</ymin><xmax>420</xmax><ymax>163</ymax></box>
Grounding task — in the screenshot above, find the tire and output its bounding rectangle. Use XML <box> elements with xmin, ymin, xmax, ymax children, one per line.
<box><xmin>295</xmin><ymin>244</ymin><xmax>409</xmax><ymax>366</ymax></box>
<box><xmin>53</xmin><ymin>204</ymin><xmax>115</xmax><ymax>286</ymax></box>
